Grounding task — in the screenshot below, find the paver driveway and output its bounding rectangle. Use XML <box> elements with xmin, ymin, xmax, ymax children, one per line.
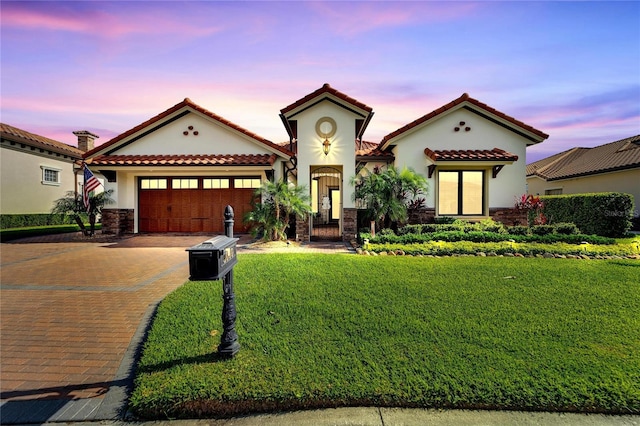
<box><xmin>0</xmin><ymin>234</ymin><xmax>350</xmax><ymax>423</ymax></box>
<box><xmin>0</xmin><ymin>235</ymin><xmax>219</xmax><ymax>422</ymax></box>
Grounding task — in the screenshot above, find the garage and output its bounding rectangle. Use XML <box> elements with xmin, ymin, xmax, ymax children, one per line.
<box><xmin>138</xmin><ymin>177</ymin><xmax>260</xmax><ymax>233</ymax></box>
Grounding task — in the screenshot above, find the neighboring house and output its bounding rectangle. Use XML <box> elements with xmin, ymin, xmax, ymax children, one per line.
<box><xmin>0</xmin><ymin>123</ymin><xmax>88</xmax><ymax>215</ymax></box>
<box><xmin>526</xmin><ymin>135</ymin><xmax>640</xmax><ymax>217</ymax></box>
<box><xmin>82</xmin><ymin>84</ymin><xmax>548</xmax><ymax>240</ymax></box>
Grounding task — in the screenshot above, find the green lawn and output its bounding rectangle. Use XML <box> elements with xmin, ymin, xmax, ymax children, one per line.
<box><xmin>131</xmin><ymin>254</ymin><xmax>640</xmax><ymax>419</ymax></box>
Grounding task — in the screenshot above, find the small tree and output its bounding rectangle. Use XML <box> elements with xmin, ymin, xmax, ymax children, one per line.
<box><xmin>351</xmin><ymin>165</ymin><xmax>428</xmax><ymax>235</ymax></box>
<box><xmin>51</xmin><ymin>190</ymin><xmax>114</xmax><ymax>236</ymax></box>
<box><xmin>244</xmin><ymin>180</ymin><xmax>312</xmax><ymax>241</ymax></box>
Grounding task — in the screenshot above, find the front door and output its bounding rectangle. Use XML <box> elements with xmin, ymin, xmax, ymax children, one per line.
<box><xmin>310</xmin><ymin>167</ymin><xmax>342</xmax><ymax>241</ymax></box>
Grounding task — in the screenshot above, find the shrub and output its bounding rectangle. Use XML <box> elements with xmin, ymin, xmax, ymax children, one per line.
<box><xmin>508</xmin><ymin>225</ymin><xmax>530</xmax><ymax>236</ymax></box>
<box><xmin>434</xmin><ymin>216</ymin><xmax>457</xmax><ymax>224</ymax></box>
<box><xmin>553</xmin><ymin>222</ymin><xmax>580</xmax><ymax>235</ymax></box>
<box><xmin>397</xmin><ymin>224</ymin><xmax>424</xmax><ymax>235</ymax></box>
<box><xmin>541</xmin><ymin>193</ymin><xmax>633</xmax><ymax>238</ymax></box>
<box><xmin>0</xmin><ymin>214</ymin><xmax>81</xmax><ymax>229</ymax></box>
<box><xmin>379</xmin><ymin>228</ymin><xmax>396</xmax><ymax>236</ymax></box>
<box><xmin>531</xmin><ymin>225</ymin><xmax>555</xmax><ymax>236</ymax></box>
<box><xmin>474</xmin><ymin>218</ymin><xmax>506</xmax><ymax>234</ymax></box>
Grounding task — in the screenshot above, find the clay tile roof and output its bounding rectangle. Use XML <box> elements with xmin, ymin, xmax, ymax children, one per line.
<box><xmin>86</xmin><ymin>154</ymin><xmax>278</xmax><ymax>167</ymax></box>
<box><xmin>424</xmin><ymin>147</ymin><xmax>519</xmax><ymax>162</ymax></box>
<box><xmin>280</xmin><ymin>83</ymin><xmax>373</xmax><ymax>115</ymax></box>
<box><xmin>1</xmin><ymin>122</ymin><xmax>83</xmax><ymax>157</ymax></box>
<box><xmin>84</xmin><ymin>98</ymin><xmax>293</xmax><ymax>159</ymax></box>
<box><xmin>527</xmin><ymin>134</ymin><xmax>640</xmax><ymax>180</ymax></box>
<box><xmin>356</xmin><ymin>140</ymin><xmax>395</xmax><ymax>161</ymax></box>
<box><xmin>382</xmin><ymin>93</ymin><xmax>548</xmax><ymax>147</ymax></box>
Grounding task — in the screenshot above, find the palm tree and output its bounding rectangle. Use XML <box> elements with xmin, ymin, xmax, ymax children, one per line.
<box><xmin>244</xmin><ymin>180</ymin><xmax>312</xmax><ymax>241</ymax></box>
<box><xmin>51</xmin><ymin>190</ymin><xmax>114</xmax><ymax>236</ymax></box>
<box><xmin>351</xmin><ymin>165</ymin><xmax>428</xmax><ymax>235</ymax></box>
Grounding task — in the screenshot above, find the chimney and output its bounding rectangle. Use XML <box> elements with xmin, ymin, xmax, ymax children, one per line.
<box><xmin>73</xmin><ymin>130</ymin><xmax>99</xmax><ymax>152</ymax></box>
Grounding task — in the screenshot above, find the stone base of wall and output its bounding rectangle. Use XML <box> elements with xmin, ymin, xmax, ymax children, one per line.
<box><xmin>295</xmin><ymin>215</ymin><xmax>310</xmax><ymax>242</ymax></box>
<box><xmin>342</xmin><ymin>208</ymin><xmax>357</xmax><ymax>242</ymax></box>
<box><xmin>408</xmin><ymin>208</ymin><xmax>436</xmax><ymax>224</ymax></box>
<box><xmin>490</xmin><ymin>208</ymin><xmax>527</xmax><ymax>227</ymax></box>
<box><xmin>101</xmin><ymin>208</ymin><xmax>134</xmax><ymax>235</ymax></box>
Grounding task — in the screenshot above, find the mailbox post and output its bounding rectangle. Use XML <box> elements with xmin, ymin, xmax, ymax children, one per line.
<box><xmin>185</xmin><ymin>205</ymin><xmax>240</xmax><ymax>358</ymax></box>
<box><xmin>219</xmin><ymin>206</ymin><xmax>240</xmax><ymax>357</ymax></box>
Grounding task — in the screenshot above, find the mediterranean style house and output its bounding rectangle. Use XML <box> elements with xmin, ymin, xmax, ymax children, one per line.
<box><xmin>527</xmin><ymin>135</ymin><xmax>639</xmax><ymax>211</ymax></box>
<box><xmin>82</xmin><ymin>84</ymin><xmax>548</xmax><ymax>240</ymax></box>
<box><xmin>0</xmin><ymin>123</ymin><xmax>87</xmax><ymax>215</ymax></box>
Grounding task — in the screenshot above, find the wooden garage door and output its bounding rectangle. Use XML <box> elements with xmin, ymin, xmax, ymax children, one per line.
<box><xmin>139</xmin><ymin>177</ymin><xmax>258</xmax><ymax>233</ymax></box>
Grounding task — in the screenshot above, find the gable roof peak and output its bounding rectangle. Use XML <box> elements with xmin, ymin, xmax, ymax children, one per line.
<box><xmin>381</xmin><ymin>92</ymin><xmax>548</xmax><ymax>148</ymax></box>
<box><xmin>280</xmin><ymin>83</ymin><xmax>373</xmax><ymax>115</ymax></box>
<box><xmin>83</xmin><ymin>98</ymin><xmax>293</xmax><ymax>159</ymax></box>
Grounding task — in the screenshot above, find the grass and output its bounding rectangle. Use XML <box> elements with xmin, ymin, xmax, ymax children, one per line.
<box><xmin>131</xmin><ymin>254</ymin><xmax>640</xmax><ymax>419</ymax></box>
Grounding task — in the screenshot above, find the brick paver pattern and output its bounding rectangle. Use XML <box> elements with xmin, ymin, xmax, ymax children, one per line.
<box><xmin>0</xmin><ymin>237</ymin><xmax>204</xmax><ymax>401</ymax></box>
<box><xmin>0</xmin><ymin>235</ymin><xmax>349</xmax><ymax>402</ymax></box>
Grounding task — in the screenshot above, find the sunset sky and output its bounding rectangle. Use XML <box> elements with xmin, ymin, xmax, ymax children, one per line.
<box><xmin>2</xmin><ymin>1</ymin><xmax>638</xmax><ymax>162</ymax></box>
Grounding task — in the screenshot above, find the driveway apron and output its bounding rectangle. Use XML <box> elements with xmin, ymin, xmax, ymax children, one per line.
<box><xmin>0</xmin><ymin>235</ymin><xmax>210</xmax><ymax>423</ymax></box>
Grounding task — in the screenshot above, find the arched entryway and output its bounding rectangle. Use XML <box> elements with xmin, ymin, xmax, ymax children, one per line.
<box><xmin>310</xmin><ymin>166</ymin><xmax>342</xmax><ymax>241</ymax></box>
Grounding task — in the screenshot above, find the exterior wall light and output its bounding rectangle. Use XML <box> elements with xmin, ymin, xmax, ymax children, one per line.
<box><xmin>316</xmin><ymin>116</ymin><xmax>337</xmax><ymax>156</ymax></box>
<box><xmin>322</xmin><ymin>138</ymin><xmax>331</xmax><ymax>155</ymax></box>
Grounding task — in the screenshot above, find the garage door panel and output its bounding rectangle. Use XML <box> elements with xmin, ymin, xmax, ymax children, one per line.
<box><xmin>139</xmin><ymin>177</ymin><xmax>257</xmax><ymax>233</ymax></box>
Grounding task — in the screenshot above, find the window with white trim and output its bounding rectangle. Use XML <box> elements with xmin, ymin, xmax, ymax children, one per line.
<box><xmin>41</xmin><ymin>166</ymin><xmax>61</xmax><ymax>186</ymax></box>
<box><xmin>172</xmin><ymin>178</ymin><xmax>198</xmax><ymax>189</ymax></box>
<box><xmin>438</xmin><ymin>170</ymin><xmax>485</xmax><ymax>216</ymax></box>
<box><xmin>203</xmin><ymin>178</ymin><xmax>230</xmax><ymax>189</ymax></box>
<box><xmin>140</xmin><ymin>178</ymin><xmax>167</xmax><ymax>189</ymax></box>
<box><xmin>234</xmin><ymin>178</ymin><xmax>261</xmax><ymax>189</ymax></box>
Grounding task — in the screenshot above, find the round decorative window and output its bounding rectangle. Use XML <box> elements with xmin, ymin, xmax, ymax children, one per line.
<box><xmin>315</xmin><ymin>117</ymin><xmax>337</xmax><ymax>139</ymax></box>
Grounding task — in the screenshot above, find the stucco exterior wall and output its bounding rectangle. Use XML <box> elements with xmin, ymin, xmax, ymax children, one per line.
<box><xmin>292</xmin><ymin>100</ymin><xmax>359</xmax><ymax>209</ymax></box>
<box><xmin>1</xmin><ymin>146</ymin><xmax>77</xmax><ymax>214</ymax></box>
<box><xmin>390</xmin><ymin>108</ymin><xmax>528</xmax><ymax>211</ymax></box>
<box><xmin>114</xmin><ymin>112</ymin><xmax>272</xmax><ymax>156</ymax></box>
<box><xmin>527</xmin><ymin>168</ymin><xmax>640</xmax><ymax>215</ymax></box>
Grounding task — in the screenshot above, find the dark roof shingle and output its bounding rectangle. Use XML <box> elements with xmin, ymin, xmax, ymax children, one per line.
<box><xmin>1</xmin><ymin>123</ymin><xmax>83</xmax><ymax>158</ymax></box>
<box><xmin>527</xmin><ymin>135</ymin><xmax>640</xmax><ymax>180</ymax></box>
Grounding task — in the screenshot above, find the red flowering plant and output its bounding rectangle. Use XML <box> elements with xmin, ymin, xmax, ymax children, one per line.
<box><xmin>515</xmin><ymin>194</ymin><xmax>546</xmax><ymax>226</ymax></box>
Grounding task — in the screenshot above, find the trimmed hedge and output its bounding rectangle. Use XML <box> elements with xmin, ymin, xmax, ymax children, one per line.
<box><xmin>370</xmin><ymin>230</ymin><xmax>614</xmax><ymax>245</ymax></box>
<box><xmin>0</xmin><ymin>224</ymin><xmax>102</xmax><ymax>242</ymax></box>
<box><xmin>369</xmin><ymin>241</ymin><xmax>637</xmax><ymax>257</ymax></box>
<box><xmin>0</xmin><ymin>213</ymin><xmax>87</xmax><ymax>229</ymax></box>
<box><xmin>541</xmin><ymin>193</ymin><xmax>634</xmax><ymax>238</ymax></box>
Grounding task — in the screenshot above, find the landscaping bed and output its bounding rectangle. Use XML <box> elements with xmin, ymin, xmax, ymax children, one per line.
<box><xmin>131</xmin><ymin>254</ymin><xmax>640</xmax><ymax>419</ymax></box>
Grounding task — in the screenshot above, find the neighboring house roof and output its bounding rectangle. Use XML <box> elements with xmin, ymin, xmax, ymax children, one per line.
<box><xmin>86</xmin><ymin>153</ymin><xmax>277</xmax><ymax>167</ymax></box>
<box><xmin>424</xmin><ymin>147</ymin><xmax>519</xmax><ymax>162</ymax></box>
<box><xmin>381</xmin><ymin>93</ymin><xmax>549</xmax><ymax>148</ymax></box>
<box><xmin>1</xmin><ymin>122</ymin><xmax>83</xmax><ymax>158</ymax></box>
<box><xmin>83</xmin><ymin>98</ymin><xmax>293</xmax><ymax>159</ymax></box>
<box><xmin>526</xmin><ymin>134</ymin><xmax>640</xmax><ymax>181</ymax></box>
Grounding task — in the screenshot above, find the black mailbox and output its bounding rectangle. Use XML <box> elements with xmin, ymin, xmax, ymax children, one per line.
<box><xmin>186</xmin><ymin>235</ymin><xmax>238</xmax><ymax>280</ymax></box>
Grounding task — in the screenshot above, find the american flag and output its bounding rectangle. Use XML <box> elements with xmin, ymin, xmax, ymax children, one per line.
<box><xmin>83</xmin><ymin>164</ymin><xmax>101</xmax><ymax>212</ymax></box>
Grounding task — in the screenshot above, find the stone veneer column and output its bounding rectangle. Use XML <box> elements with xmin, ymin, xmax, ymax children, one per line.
<box><xmin>101</xmin><ymin>208</ymin><xmax>134</xmax><ymax>235</ymax></box>
<box><xmin>295</xmin><ymin>215</ymin><xmax>310</xmax><ymax>242</ymax></box>
<box><xmin>342</xmin><ymin>208</ymin><xmax>357</xmax><ymax>242</ymax></box>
